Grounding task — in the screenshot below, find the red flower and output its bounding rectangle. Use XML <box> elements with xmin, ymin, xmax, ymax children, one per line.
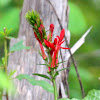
<box><xmin>47</xmin><ymin>24</ymin><xmax>54</xmax><ymax>41</ymax></box>
<box><xmin>44</xmin><ymin>29</ymin><xmax>70</xmax><ymax>68</ymax></box>
<box><xmin>34</xmin><ymin>32</ymin><xmax>41</xmax><ymax>43</ymax></box>
<box><xmin>40</xmin><ymin>24</ymin><xmax>45</xmax><ymax>30</ymax></box>
<box><xmin>50</xmin><ymin>24</ymin><xmax>54</xmax><ymax>33</ymax></box>
<box><xmin>39</xmin><ymin>42</ymin><xmax>47</xmax><ymax>60</ymax></box>
<box><xmin>34</xmin><ymin>32</ymin><xmax>47</xmax><ymax>60</ymax></box>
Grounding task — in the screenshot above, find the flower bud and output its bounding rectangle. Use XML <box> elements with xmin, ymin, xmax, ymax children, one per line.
<box><xmin>38</xmin><ymin>27</ymin><xmax>43</xmax><ymax>41</ymax></box>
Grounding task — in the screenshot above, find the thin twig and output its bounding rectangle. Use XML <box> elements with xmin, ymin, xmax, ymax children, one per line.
<box><xmin>46</xmin><ymin>0</ymin><xmax>85</xmax><ymax>98</ymax></box>
<box><xmin>66</xmin><ymin>80</ymin><xmax>70</xmax><ymax>98</ymax></box>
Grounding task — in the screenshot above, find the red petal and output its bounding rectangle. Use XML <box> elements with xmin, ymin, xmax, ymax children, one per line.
<box><xmin>60</xmin><ymin>47</ymin><xmax>70</xmax><ymax>49</ymax></box>
<box><xmin>44</xmin><ymin>39</ymin><xmax>50</xmax><ymax>47</ymax></box>
<box><xmin>47</xmin><ymin>34</ymin><xmax>49</xmax><ymax>41</ymax></box>
<box><xmin>40</xmin><ymin>24</ymin><xmax>44</xmax><ymax>30</ymax></box>
<box><xmin>34</xmin><ymin>32</ymin><xmax>40</xmax><ymax>42</ymax></box>
<box><xmin>44</xmin><ymin>39</ymin><xmax>55</xmax><ymax>50</ymax></box>
<box><xmin>51</xmin><ymin>50</ymin><xmax>58</xmax><ymax>68</ymax></box>
<box><xmin>56</xmin><ymin>35</ymin><xmax>60</xmax><ymax>40</ymax></box>
<box><xmin>48</xmin><ymin>67</ymin><xmax>51</xmax><ymax>72</ymax></box>
<box><xmin>39</xmin><ymin>42</ymin><xmax>47</xmax><ymax>60</ymax></box>
<box><xmin>38</xmin><ymin>27</ymin><xmax>43</xmax><ymax>40</ymax></box>
<box><xmin>50</xmin><ymin>24</ymin><xmax>54</xmax><ymax>33</ymax></box>
<box><xmin>60</xmin><ymin>29</ymin><xmax>65</xmax><ymax>41</ymax></box>
<box><xmin>56</xmin><ymin>58</ymin><xmax>58</xmax><ymax>65</ymax></box>
<box><xmin>50</xmin><ymin>49</ymin><xmax>54</xmax><ymax>56</ymax></box>
<box><xmin>54</xmin><ymin>38</ymin><xmax>57</xmax><ymax>45</ymax></box>
<box><xmin>59</xmin><ymin>40</ymin><xmax>65</xmax><ymax>45</ymax></box>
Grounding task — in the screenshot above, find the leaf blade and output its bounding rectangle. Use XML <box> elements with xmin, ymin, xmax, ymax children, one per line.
<box><xmin>33</xmin><ymin>73</ymin><xmax>51</xmax><ymax>81</ymax></box>
<box><xmin>16</xmin><ymin>74</ymin><xmax>54</xmax><ymax>93</ymax></box>
<box><xmin>10</xmin><ymin>40</ymin><xmax>31</xmax><ymax>52</ymax></box>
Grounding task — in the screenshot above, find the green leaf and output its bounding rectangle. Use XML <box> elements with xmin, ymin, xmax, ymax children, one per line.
<box><xmin>54</xmin><ymin>68</ymin><xmax>69</xmax><ymax>78</ymax></box>
<box><xmin>0</xmin><ymin>71</ymin><xmax>16</xmax><ymax>94</ymax></box>
<box><xmin>83</xmin><ymin>89</ymin><xmax>100</xmax><ymax>100</ymax></box>
<box><xmin>57</xmin><ymin>61</ymin><xmax>67</xmax><ymax>65</ymax></box>
<box><xmin>16</xmin><ymin>74</ymin><xmax>54</xmax><ymax>93</ymax></box>
<box><xmin>8</xmin><ymin>70</ymin><xmax>16</xmax><ymax>79</ymax></box>
<box><xmin>58</xmin><ymin>68</ymin><xmax>69</xmax><ymax>73</ymax></box>
<box><xmin>0</xmin><ymin>32</ymin><xmax>4</xmax><ymax>36</ymax></box>
<box><xmin>37</xmin><ymin>63</ymin><xmax>49</xmax><ymax>66</ymax></box>
<box><xmin>6</xmin><ymin>36</ymin><xmax>14</xmax><ymax>40</ymax></box>
<box><xmin>54</xmin><ymin>71</ymin><xmax>59</xmax><ymax>78</ymax></box>
<box><xmin>59</xmin><ymin>89</ymin><xmax>100</xmax><ymax>100</ymax></box>
<box><xmin>10</xmin><ymin>40</ymin><xmax>31</xmax><ymax>52</ymax></box>
<box><xmin>6</xmin><ymin>28</ymin><xmax>13</xmax><ymax>35</ymax></box>
<box><xmin>59</xmin><ymin>98</ymin><xmax>78</xmax><ymax>100</ymax></box>
<box><xmin>33</xmin><ymin>73</ymin><xmax>51</xmax><ymax>81</ymax></box>
<box><xmin>1</xmin><ymin>57</ymin><xmax>5</xmax><ymax>66</ymax></box>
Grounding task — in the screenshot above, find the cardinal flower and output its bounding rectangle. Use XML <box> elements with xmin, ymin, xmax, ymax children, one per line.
<box><xmin>44</xmin><ymin>29</ymin><xmax>70</xmax><ymax>68</ymax></box>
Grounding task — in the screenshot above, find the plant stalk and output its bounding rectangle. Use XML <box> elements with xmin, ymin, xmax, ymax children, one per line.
<box><xmin>0</xmin><ymin>89</ymin><xmax>3</xmax><ymax>100</ymax></box>
<box><xmin>51</xmin><ymin>72</ymin><xmax>58</xmax><ymax>100</ymax></box>
<box><xmin>4</xmin><ymin>28</ymin><xmax>8</xmax><ymax>100</ymax></box>
<box><xmin>4</xmin><ymin>36</ymin><xmax>7</xmax><ymax>73</ymax></box>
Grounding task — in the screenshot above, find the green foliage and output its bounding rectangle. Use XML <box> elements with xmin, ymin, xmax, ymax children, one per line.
<box><xmin>57</xmin><ymin>68</ymin><xmax>69</xmax><ymax>73</ymax></box>
<box><xmin>25</xmin><ymin>10</ymin><xmax>40</xmax><ymax>27</ymax></box>
<box><xmin>53</xmin><ymin>68</ymin><xmax>69</xmax><ymax>78</ymax></box>
<box><xmin>16</xmin><ymin>74</ymin><xmax>54</xmax><ymax>93</ymax></box>
<box><xmin>10</xmin><ymin>40</ymin><xmax>31</xmax><ymax>52</ymax></box>
<box><xmin>33</xmin><ymin>73</ymin><xmax>51</xmax><ymax>81</ymax></box>
<box><xmin>8</xmin><ymin>69</ymin><xmax>16</xmax><ymax>79</ymax></box>
<box><xmin>59</xmin><ymin>98</ymin><xmax>77</xmax><ymax>100</ymax></box>
<box><xmin>83</xmin><ymin>89</ymin><xmax>100</xmax><ymax>100</ymax></box>
<box><xmin>0</xmin><ymin>71</ymin><xmax>15</xmax><ymax>93</ymax></box>
<box><xmin>25</xmin><ymin>10</ymin><xmax>46</xmax><ymax>42</ymax></box>
<box><xmin>1</xmin><ymin>57</ymin><xmax>5</xmax><ymax>67</ymax></box>
<box><xmin>0</xmin><ymin>8</ymin><xmax>20</xmax><ymax>35</ymax></box>
<box><xmin>0</xmin><ymin>0</ymin><xmax>11</xmax><ymax>7</ymax></box>
<box><xmin>59</xmin><ymin>89</ymin><xmax>100</xmax><ymax>100</ymax></box>
<box><xmin>68</xmin><ymin>65</ymin><xmax>94</xmax><ymax>99</ymax></box>
<box><xmin>68</xmin><ymin>2</ymin><xmax>88</xmax><ymax>34</ymax></box>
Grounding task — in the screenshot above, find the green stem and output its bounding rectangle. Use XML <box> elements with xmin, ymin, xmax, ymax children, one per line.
<box><xmin>0</xmin><ymin>89</ymin><xmax>3</xmax><ymax>100</ymax></box>
<box><xmin>53</xmin><ymin>79</ymin><xmax>58</xmax><ymax>100</ymax></box>
<box><xmin>4</xmin><ymin>28</ymin><xmax>8</xmax><ymax>100</ymax></box>
<box><xmin>51</xmin><ymin>72</ymin><xmax>58</xmax><ymax>100</ymax></box>
<box><xmin>4</xmin><ymin>36</ymin><xmax>7</xmax><ymax>73</ymax></box>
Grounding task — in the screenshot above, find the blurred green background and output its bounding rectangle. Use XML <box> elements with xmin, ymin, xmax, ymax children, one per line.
<box><xmin>0</xmin><ymin>0</ymin><xmax>100</xmax><ymax>99</ymax></box>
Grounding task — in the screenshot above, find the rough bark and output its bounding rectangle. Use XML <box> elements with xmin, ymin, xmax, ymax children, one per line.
<box><xmin>8</xmin><ymin>0</ymin><xmax>69</xmax><ymax>100</ymax></box>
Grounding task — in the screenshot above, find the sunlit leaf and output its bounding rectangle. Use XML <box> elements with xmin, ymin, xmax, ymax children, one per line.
<box><xmin>59</xmin><ymin>89</ymin><xmax>100</xmax><ymax>100</ymax></box>
<box><xmin>84</xmin><ymin>89</ymin><xmax>100</xmax><ymax>100</ymax></box>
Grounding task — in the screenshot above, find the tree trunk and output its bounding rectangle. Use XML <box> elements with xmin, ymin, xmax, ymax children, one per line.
<box><xmin>8</xmin><ymin>0</ymin><xmax>70</xmax><ymax>100</ymax></box>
